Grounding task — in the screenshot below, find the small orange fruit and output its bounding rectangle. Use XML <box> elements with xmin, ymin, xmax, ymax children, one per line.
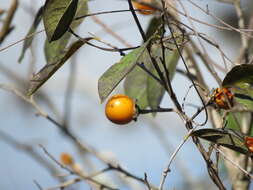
<box><xmin>213</xmin><ymin>88</ymin><xmax>234</xmax><ymax>109</ymax></box>
<box><xmin>245</xmin><ymin>136</ymin><xmax>253</xmax><ymax>153</ymax></box>
<box><xmin>132</xmin><ymin>1</ymin><xmax>156</xmax><ymax>15</ymax></box>
<box><xmin>105</xmin><ymin>94</ymin><xmax>136</xmax><ymax>125</ymax></box>
<box><xmin>60</xmin><ymin>153</ymin><xmax>74</xmax><ymax>166</ymax></box>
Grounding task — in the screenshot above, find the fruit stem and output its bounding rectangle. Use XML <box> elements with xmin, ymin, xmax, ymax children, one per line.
<box><xmin>138</xmin><ymin>107</ymin><xmax>173</xmax><ymax>114</ymax></box>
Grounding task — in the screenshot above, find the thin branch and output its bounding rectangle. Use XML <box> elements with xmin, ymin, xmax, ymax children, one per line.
<box><xmin>186</xmin><ymin>0</ymin><xmax>253</xmax><ymax>38</ymax></box>
<box><xmin>233</xmin><ymin>0</ymin><xmax>249</xmax><ymax>63</ymax></box>
<box><xmin>144</xmin><ymin>173</ymin><xmax>152</xmax><ymax>190</ymax></box>
<box><xmin>43</xmin><ymin>178</ymin><xmax>81</xmax><ymax>190</ymax></box>
<box><xmin>0</xmin><ymin>0</ymin><xmax>18</xmax><ymax>44</ymax></box>
<box><xmin>75</xmin><ymin>9</ymin><xmax>153</xmax><ymax>20</ymax></box>
<box><xmin>127</xmin><ymin>0</ymin><xmax>147</xmax><ymax>41</ymax></box>
<box><xmin>69</xmin><ymin>28</ymin><xmax>138</xmax><ymax>55</ymax></box>
<box><xmin>107</xmin><ymin>164</ymin><xmax>158</xmax><ymax>190</ymax></box>
<box><xmin>138</xmin><ymin>107</ymin><xmax>174</xmax><ymax>114</ymax></box>
<box><xmin>216</xmin><ymin>147</ymin><xmax>253</xmax><ymax>179</ymax></box>
<box><xmin>40</xmin><ymin>145</ymin><xmax>119</xmax><ymax>190</ymax></box>
<box><xmin>91</xmin><ymin>15</ymin><xmax>131</xmax><ymax>47</ymax></box>
<box><xmin>158</xmin><ymin>128</ymin><xmax>196</xmax><ymax>190</ymax></box>
<box><xmin>34</xmin><ymin>180</ymin><xmax>43</xmax><ymax>190</ymax></box>
<box><xmin>0</xmin><ymin>29</ymin><xmax>44</xmax><ymax>52</ymax></box>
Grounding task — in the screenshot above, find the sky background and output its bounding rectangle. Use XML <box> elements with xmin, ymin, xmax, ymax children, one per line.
<box><xmin>0</xmin><ymin>0</ymin><xmax>252</xmax><ymax>189</ymax></box>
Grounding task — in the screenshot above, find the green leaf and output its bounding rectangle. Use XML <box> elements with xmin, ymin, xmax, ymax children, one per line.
<box><xmin>98</xmin><ymin>41</ymin><xmax>150</xmax><ymax>103</ymax></box>
<box><xmin>222</xmin><ymin>64</ymin><xmax>253</xmax><ymax>109</ymax></box>
<box><xmin>123</xmin><ymin>17</ymin><xmax>162</xmax><ymax>109</ymax></box>
<box><xmin>234</xmin><ymin>95</ymin><xmax>253</xmax><ymax>110</ymax></box>
<box><xmin>44</xmin><ymin>33</ymin><xmax>71</xmax><ymax>64</ymax></box>
<box><xmin>124</xmin><ymin>40</ymin><xmax>180</xmax><ymax>110</ymax></box>
<box><xmin>147</xmin><ymin>45</ymin><xmax>179</xmax><ymax>110</ymax></box>
<box><xmin>36</xmin><ymin>0</ymin><xmax>88</xmax><ymax>96</ymax></box>
<box><xmin>225</xmin><ymin>112</ymin><xmax>241</xmax><ymax>131</ymax></box>
<box><xmin>192</xmin><ymin>128</ymin><xmax>249</xmax><ymax>154</ymax></box>
<box><xmin>70</xmin><ymin>0</ymin><xmax>88</xmax><ymax>29</ymax></box>
<box><xmin>18</xmin><ymin>6</ymin><xmax>43</xmax><ymax>63</ymax></box>
<box><xmin>44</xmin><ymin>0</ymin><xmax>88</xmax><ymax>64</ymax></box>
<box><xmin>43</xmin><ymin>0</ymin><xmax>78</xmax><ymax>42</ymax></box>
<box><xmin>124</xmin><ymin>50</ymin><xmax>151</xmax><ymax>109</ymax></box>
<box><xmin>27</xmin><ymin>38</ymin><xmax>91</xmax><ymax>96</ymax></box>
<box><xmin>145</xmin><ymin>17</ymin><xmax>162</xmax><ymax>39</ymax></box>
<box><xmin>222</xmin><ymin>64</ymin><xmax>253</xmax><ymax>88</ymax></box>
<box><xmin>226</xmin><ymin>112</ymin><xmax>253</xmax><ymax>136</ymax></box>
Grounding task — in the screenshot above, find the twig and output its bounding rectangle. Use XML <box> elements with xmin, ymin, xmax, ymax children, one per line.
<box><xmin>34</xmin><ymin>180</ymin><xmax>43</xmax><ymax>190</ymax></box>
<box><xmin>144</xmin><ymin>173</ymin><xmax>151</xmax><ymax>190</ymax></box>
<box><xmin>165</xmin><ymin>0</ymin><xmax>253</xmax><ymax>33</ymax></box>
<box><xmin>69</xmin><ymin>28</ymin><xmax>138</xmax><ymax>55</ymax></box>
<box><xmin>44</xmin><ymin>178</ymin><xmax>81</xmax><ymax>190</ymax></box>
<box><xmin>0</xmin><ymin>29</ymin><xmax>44</xmax><ymax>52</ymax></box>
<box><xmin>186</xmin><ymin>0</ymin><xmax>253</xmax><ymax>39</ymax></box>
<box><xmin>40</xmin><ymin>145</ymin><xmax>119</xmax><ymax>190</ymax></box>
<box><xmin>127</xmin><ymin>0</ymin><xmax>147</xmax><ymax>41</ymax></box>
<box><xmin>138</xmin><ymin>107</ymin><xmax>174</xmax><ymax>114</ymax></box>
<box><xmin>91</xmin><ymin>15</ymin><xmax>131</xmax><ymax>47</ymax></box>
<box><xmin>74</xmin><ymin>9</ymin><xmax>153</xmax><ymax>20</ymax></box>
<box><xmin>107</xmin><ymin>164</ymin><xmax>158</xmax><ymax>190</ymax></box>
<box><xmin>146</xmin><ymin>119</ymin><xmax>197</xmax><ymax>189</ymax></box>
<box><xmin>0</xmin><ymin>0</ymin><xmax>18</xmax><ymax>44</ymax></box>
<box><xmin>136</xmin><ymin>62</ymin><xmax>163</xmax><ymax>86</ymax></box>
<box><xmin>164</xmin><ymin>8</ymin><xmax>209</xmax><ymax>126</ymax></box>
<box><xmin>216</xmin><ymin>147</ymin><xmax>253</xmax><ymax>179</ymax></box>
<box><xmin>158</xmin><ymin>128</ymin><xmax>195</xmax><ymax>190</ymax></box>
<box><xmin>233</xmin><ymin>0</ymin><xmax>249</xmax><ymax>63</ymax></box>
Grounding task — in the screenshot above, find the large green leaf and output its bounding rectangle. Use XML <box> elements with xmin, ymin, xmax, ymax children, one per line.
<box><xmin>147</xmin><ymin>45</ymin><xmax>179</xmax><ymax>110</ymax></box>
<box><xmin>124</xmin><ymin>44</ymin><xmax>179</xmax><ymax>110</ymax></box>
<box><xmin>222</xmin><ymin>64</ymin><xmax>253</xmax><ymax>109</ymax></box>
<box><xmin>98</xmin><ymin>41</ymin><xmax>150</xmax><ymax>103</ymax></box>
<box><xmin>27</xmin><ymin>38</ymin><xmax>91</xmax><ymax>96</ymax></box>
<box><xmin>123</xmin><ymin>17</ymin><xmax>163</xmax><ymax>109</ymax></box>
<box><xmin>192</xmin><ymin>128</ymin><xmax>249</xmax><ymax>154</ymax></box>
<box><xmin>124</xmin><ymin>50</ymin><xmax>151</xmax><ymax>109</ymax></box>
<box><xmin>44</xmin><ymin>0</ymin><xmax>88</xmax><ymax>65</ymax></box>
<box><xmin>18</xmin><ymin>6</ymin><xmax>43</xmax><ymax>63</ymax></box>
<box><xmin>43</xmin><ymin>0</ymin><xmax>78</xmax><ymax>42</ymax></box>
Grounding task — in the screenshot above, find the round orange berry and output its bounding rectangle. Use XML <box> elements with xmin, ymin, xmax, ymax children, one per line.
<box><xmin>245</xmin><ymin>136</ymin><xmax>253</xmax><ymax>153</ymax></box>
<box><xmin>132</xmin><ymin>1</ymin><xmax>156</xmax><ymax>15</ymax></box>
<box><xmin>213</xmin><ymin>88</ymin><xmax>234</xmax><ymax>109</ymax></box>
<box><xmin>105</xmin><ymin>94</ymin><xmax>136</xmax><ymax>125</ymax></box>
<box><xmin>60</xmin><ymin>152</ymin><xmax>74</xmax><ymax>166</ymax></box>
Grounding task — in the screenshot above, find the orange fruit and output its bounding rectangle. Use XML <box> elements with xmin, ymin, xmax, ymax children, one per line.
<box><xmin>245</xmin><ymin>136</ymin><xmax>253</xmax><ymax>153</ymax></box>
<box><xmin>60</xmin><ymin>153</ymin><xmax>74</xmax><ymax>166</ymax></box>
<box><xmin>132</xmin><ymin>1</ymin><xmax>156</xmax><ymax>15</ymax></box>
<box><xmin>213</xmin><ymin>88</ymin><xmax>234</xmax><ymax>109</ymax></box>
<box><xmin>105</xmin><ymin>94</ymin><xmax>136</xmax><ymax>125</ymax></box>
